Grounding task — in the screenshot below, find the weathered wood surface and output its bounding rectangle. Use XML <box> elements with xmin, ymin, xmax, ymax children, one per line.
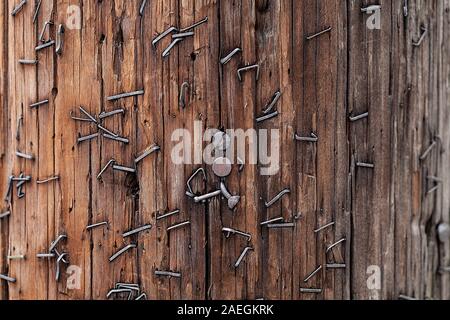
<box><xmin>0</xmin><ymin>0</ymin><xmax>449</xmax><ymax>300</ymax></box>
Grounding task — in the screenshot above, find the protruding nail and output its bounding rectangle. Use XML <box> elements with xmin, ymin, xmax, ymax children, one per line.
<box><xmin>186</xmin><ymin>168</ymin><xmax>207</xmax><ymax>198</ymax></box>
<box><xmin>262</xmin><ymin>90</ymin><xmax>282</xmax><ymax>114</ymax></box>
<box><xmin>412</xmin><ymin>26</ymin><xmax>427</xmax><ymax>47</ymax></box>
<box><xmin>36</xmin><ymin>176</ymin><xmax>60</xmax><ymax>184</ymax></box>
<box><xmin>179</xmin><ymin>82</ymin><xmax>189</xmax><ymax>109</ymax></box>
<box><xmin>294</xmin><ymin>132</ymin><xmax>318</xmax><ymax>142</ymax></box>
<box><xmin>122</xmin><ymin>224</ymin><xmax>152</xmax><ymax>238</ymax></box>
<box><xmin>30</xmin><ymin>99</ymin><xmax>49</xmax><ymax>108</ymax></box>
<box><xmin>112</xmin><ymin>165</ymin><xmax>136</xmax><ymax>174</ymax></box>
<box><xmin>156</xmin><ymin>209</ymin><xmax>180</xmax><ymax>221</ymax></box>
<box><xmin>256</xmin><ymin>110</ymin><xmax>278</xmax><ymax>123</ymax></box>
<box><xmin>35</xmin><ymin>40</ymin><xmax>55</xmax><ymax>51</ymax></box>
<box><xmin>162</xmin><ymin>38</ymin><xmax>183</xmax><ymax>58</ymax></box>
<box><xmin>326</xmin><ymin>238</ymin><xmax>346</xmax><ymax>253</ymax></box>
<box><xmin>237</xmin><ymin>64</ymin><xmax>260</xmax><ymax>81</ymax></box>
<box><xmin>56</xmin><ymin>24</ymin><xmax>65</xmax><ymax>55</ymax></box>
<box><xmin>0</xmin><ymin>274</ymin><xmax>16</xmax><ymax>283</ymax></box>
<box><xmin>155</xmin><ymin>270</ymin><xmax>181</xmax><ymax>278</ymax></box>
<box><xmin>103</xmin><ymin>134</ymin><xmax>129</xmax><ymax>144</ymax></box>
<box><xmin>303</xmin><ymin>265</ymin><xmax>323</xmax><ymax>283</ymax></box>
<box><xmin>167</xmin><ymin>221</ymin><xmax>190</xmax><ymax>232</ymax></box>
<box><xmin>99</xmin><ymin>108</ymin><xmax>125</xmax><ymax>120</ymax></box>
<box><xmin>314</xmin><ymin>222</ymin><xmax>335</xmax><ymax>234</ymax></box>
<box><xmin>135</xmin><ymin>144</ymin><xmax>161</xmax><ymax>165</ymax></box>
<box><xmin>260</xmin><ymin>217</ymin><xmax>284</xmax><ymax>226</ymax></box>
<box><xmin>305</xmin><ymin>26</ymin><xmax>332</xmax><ymax>40</ymax></box>
<box><xmin>265</xmin><ymin>189</ymin><xmax>290</xmax><ymax>208</ymax></box>
<box><xmin>152</xmin><ymin>26</ymin><xmax>178</xmax><ymax>48</ymax></box>
<box><xmin>107</xmin><ymin>90</ymin><xmax>144</xmax><ymax>101</ymax></box>
<box><xmin>220</xmin><ymin>48</ymin><xmax>241</xmax><ymax>65</ymax></box>
<box><xmin>235</xmin><ymin>247</ymin><xmax>253</xmax><ymax>268</ymax></box>
<box><xmin>11</xmin><ymin>0</ymin><xmax>27</xmax><ymax>17</ymax></box>
<box><xmin>77</xmin><ymin>133</ymin><xmax>99</xmax><ymax>144</ymax></box>
<box><xmin>109</xmin><ymin>244</ymin><xmax>137</xmax><ymax>262</ymax></box>
<box><xmin>222</xmin><ymin>227</ymin><xmax>252</xmax><ymax>242</ymax></box>
<box><xmin>86</xmin><ymin>221</ymin><xmax>108</xmax><ymax>231</ymax></box>
<box><xmin>97</xmin><ymin>159</ymin><xmax>116</xmax><ymax>180</ymax></box>
<box><xmin>179</xmin><ymin>17</ymin><xmax>208</xmax><ymax>33</ymax></box>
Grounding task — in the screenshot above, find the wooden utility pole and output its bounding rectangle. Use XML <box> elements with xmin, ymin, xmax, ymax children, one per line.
<box><xmin>0</xmin><ymin>0</ymin><xmax>449</xmax><ymax>300</ymax></box>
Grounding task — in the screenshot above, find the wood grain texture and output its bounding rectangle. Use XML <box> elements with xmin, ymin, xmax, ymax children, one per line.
<box><xmin>0</xmin><ymin>0</ymin><xmax>449</xmax><ymax>300</ymax></box>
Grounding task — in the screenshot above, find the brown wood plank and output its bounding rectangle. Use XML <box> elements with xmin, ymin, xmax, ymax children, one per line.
<box><xmin>0</xmin><ymin>0</ymin><xmax>9</xmax><ymax>301</ymax></box>
<box><xmin>0</xmin><ymin>0</ymin><xmax>449</xmax><ymax>301</ymax></box>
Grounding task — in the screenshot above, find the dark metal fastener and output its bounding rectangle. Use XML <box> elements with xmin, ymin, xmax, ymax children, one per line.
<box><xmin>97</xmin><ymin>124</ymin><xmax>119</xmax><ymax>138</ymax></box>
<box><xmin>139</xmin><ymin>0</ymin><xmax>147</xmax><ymax>16</ymax></box>
<box><xmin>220</xmin><ymin>48</ymin><xmax>242</xmax><ymax>65</ymax></box>
<box><xmin>326</xmin><ymin>238</ymin><xmax>346</xmax><ymax>253</ymax></box>
<box><xmin>35</xmin><ymin>40</ymin><xmax>55</xmax><ymax>52</ymax></box>
<box><xmin>11</xmin><ymin>0</ymin><xmax>27</xmax><ymax>17</ymax></box>
<box><xmin>39</xmin><ymin>21</ymin><xmax>53</xmax><ymax>43</ymax></box>
<box><xmin>0</xmin><ymin>274</ymin><xmax>16</xmax><ymax>283</ymax></box>
<box><xmin>326</xmin><ymin>263</ymin><xmax>346</xmax><ymax>269</ymax></box>
<box><xmin>179</xmin><ymin>17</ymin><xmax>208</xmax><ymax>33</ymax></box>
<box><xmin>162</xmin><ymin>38</ymin><xmax>183</xmax><ymax>58</ymax></box>
<box><xmin>152</xmin><ymin>26</ymin><xmax>178</xmax><ymax>48</ymax></box>
<box><xmin>262</xmin><ymin>90</ymin><xmax>282</xmax><ymax>114</ymax></box>
<box><xmin>220</xmin><ymin>182</ymin><xmax>241</xmax><ymax>210</ymax></box>
<box><xmin>37</xmin><ymin>176</ymin><xmax>60</xmax><ymax>184</ymax></box>
<box><xmin>49</xmin><ymin>235</ymin><xmax>67</xmax><ymax>252</ymax></box>
<box><xmin>179</xmin><ymin>82</ymin><xmax>189</xmax><ymax>109</ymax></box>
<box><xmin>222</xmin><ymin>227</ymin><xmax>252</xmax><ymax>242</ymax></box>
<box><xmin>167</xmin><ymin>221</ymin><xmax>190</xmax><ymax>232</ymax></box>
<box><xmin>194</xmin><ymin>190</ymin><xmax>222</xmax><ymax>203</ymax></box>
<box><xmin>103</xmin><ymin>134</ymin><xmax>129</xmax><ymax>144</ymax></box>
<box><xmin>314</xmin><ymin>222</ymin><xmax>335</xmax><ymax>234</ymax></box>
<box><xmin>172</xmin><ymin>31</ymin><xmax>195</xmax><ymax>39</ymax></box>
<box><xmin>99</xmin><ymin>108</ymin><xmax>125</xmax><ymax>119</ymax></box>
<box><xmin>356</xmin><ymin>162</ymin><xmax>375</xmax><ymax>169</ymax></box>
<box><xmin>265</xmin><ymin>189</ymin><xmax>290</xmax><ymax>208</ymax></box>
<box><xmin>186</xmin><ymin>168</ymin><xmax>207</xmax><ymax>198</ymax></box>
<box><xmin>123</xmin><ymin>224</ymin><xmax>152</xmax><ymax>238</ymax></box>
<box><xmin>56</xmin><ymin>24</ymin><xmax>65</xmax><ymax>55</ymax></box>
<box><xmin>0</xmin><ymin>211</ymin><xmax>11</xmax><ymax>219</ymax></box>
<box><xmin>77</xmin><ymin>133</ymin><xmax>99</xmax><ymax>144</ymax></box>
<box><xmin>155</xmin><ymin>270</ymin><xmax>181</xmax><ymax>278</ymax></box>
<box><xmin>294</xmin><ymin>132</ymin><xmax>318</xmax><ymax>143</ymax></box>
<box><xmin>157</xmin><ymin>209</ymin><xmax>180</xmax><ymax>221</ymax></box>
<box><xmin>303</xmin><ymin>265</ymin><xmax>323</xmax><ymax>283</ymax></box>
<box><xmin>19</xmin><ymin>59</ymin><xmax>38</xmax><ymax>65</ymax></box>
<box><xmin>261</xmin><ymin>217</ymin><xmax>284</xmax><ymax>226</ymax></box>
<box><xmin>235</xmin><ymin>247</ymin><xmax>253</xmax><ymax>268</ymax></box>
<box><xmin>97</xmin><ymin>159</ymin><xmax>116</xmax><ymax>180</ymax></box>
<box><xmin>306</xmin><ymin>26</ymin><xmax>332</xmax><ymax>40</ymax></box>
<box><xmin>237</xmin><ymin>64</ymin><xmax>260</xmax><ymax>82</ymax></box>
<box><xmin>86</xmin><ymin>221</ymin><xmax>108</xmax><ymax>231</ymax></box>
<box><xmin>107</xmin><ymin>90</ymin><xmax>144</xmax><ymax>101</ymax></box>
<box><xmin>30</xmin><ymin>99</ymin><xmax>49</xmax><ymax>108</ymax></box>
<box><xmin>135</xmin><ymin>144</ymin><xmax>161</xmax><ymax>165</ymax></box>
<box><xmin>349</xmin><ymin>111</ymin><xmax>369</xmax><ymax>122</ymax></box>
<box><xmin>16</xmin><ymin>151</ymin><xmax>34</xmax><ymax>160</ymax></box>
<box><xmin>420</xmin><ymin>140</ymin><xmax>437</xmax><ymax>161</ymax></box>
<box><xmin>300</xmin><ymin>288</ymin><xmax>322</xmax><ymax>294</ymax></box>
<box><xmin>413</xmin><ymin>26</ymin><xmax>428</xmax><ymax>47</ymax></box>
<box><xmin>109</xmin><ymin>244</ymin><xmax>137</xmax><ymax>263</ymax></box>
<box><xmin>256</xmin><ymin>110</ymin><xmax>278</xmax><ymax>123</ymax></box>
<box><xmin>79</xmin><ymin>106</ymin><xmax>98</xmax><ymax>123</ymax></box>
<box><xmin>32</xmin><ymin>0</ymin><xmax>41</xmax><ymax>23</ymax></box>
<box><xmin>267</xmin><ymin>223</ymin><xmax>295</xmax><ymax>229</ymax></box>
<box><xmin>112</xmin><ymin>165</ymin><xmax>136</xmax><ymax>174</ymax></box>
